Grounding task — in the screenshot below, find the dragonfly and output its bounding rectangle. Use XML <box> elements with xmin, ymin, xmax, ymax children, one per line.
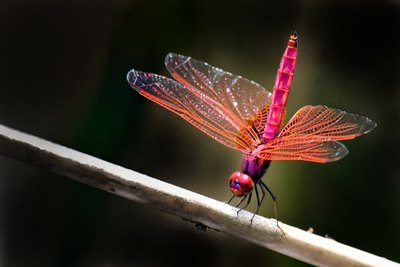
<box><xmin>127</xmin><ymin>31</ymin><xmax>376</xmax><ymax>221</ymax></box>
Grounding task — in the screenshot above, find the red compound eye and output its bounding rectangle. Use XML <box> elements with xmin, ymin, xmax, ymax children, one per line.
<box><xmin>229</xmin><ymin>171</ymin><xmax>254</xmax><ymax>197</ymax></box>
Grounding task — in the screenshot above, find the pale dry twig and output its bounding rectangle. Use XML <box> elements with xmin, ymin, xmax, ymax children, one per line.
<box><xmin>0</xmin><ymin>123</ymin><xmax>397</xmax><ymax>267</ymax></box>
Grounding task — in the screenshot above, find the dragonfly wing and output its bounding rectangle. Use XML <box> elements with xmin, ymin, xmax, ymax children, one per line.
<box><xmin>165</xmin><ymin>53</ymin><xmax>273</xmax><ymax>121</ymax></box>
<box><xmin>258</xmin><ymin>105</ymin><xmax>376</xmax><ymax>163</ymax></box>
<box><xmin>259</xmin><ymin>137</ymin><xmax>349</xmax><ymax>163</ymax></box>
<box><xmin>278</xmin><ymin>105</ymin><xmax>377</xmax><ymax>140</ymax></box>
<box><xmin>127</xmin><ymin>70</ymin><xmax>257</xmax><ymax>152</ymax></box>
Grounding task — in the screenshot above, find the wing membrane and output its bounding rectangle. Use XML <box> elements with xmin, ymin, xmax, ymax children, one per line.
<box><xmin>165</xmin><ymin>53</ymin><xmax>273</xmax><ymax>120</ymax></box>
<box><xmin>278</xmin><ymin>105</ymin><xmax>376</xmax><ymax>140</ymax></box>
<box><xmin>258</xmin><ymin>105</ymin><xmax>376</xmax><ymax>162</ymax></box>
<box><xmin>127</xmin><ymin>70</ymin><xmax>259</xmax><ymax>152</ymax></box>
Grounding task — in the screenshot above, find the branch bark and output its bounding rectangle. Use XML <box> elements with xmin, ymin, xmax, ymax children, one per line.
<box><xmin>0</xmin><ymin>123</ymin><xmax>397</xmax><ymax>267</ymax></box>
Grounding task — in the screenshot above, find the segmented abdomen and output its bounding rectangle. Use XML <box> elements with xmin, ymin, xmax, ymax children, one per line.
<box><xmin>262</xmin><ymin>33</ymin><xmax>298</xmax><ymax>144</ymax></box>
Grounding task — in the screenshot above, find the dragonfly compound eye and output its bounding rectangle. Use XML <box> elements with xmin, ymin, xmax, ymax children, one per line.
<box><xmin>229</xmin><ymin>171</ymin><xmax>254</xmax><ymax>197</ymax></box>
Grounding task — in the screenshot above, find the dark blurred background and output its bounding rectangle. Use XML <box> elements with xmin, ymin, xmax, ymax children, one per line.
<box><xmin>0</xmin><ymin>1</ymin><xmax>398</xmax><ymax>266</ymax></box>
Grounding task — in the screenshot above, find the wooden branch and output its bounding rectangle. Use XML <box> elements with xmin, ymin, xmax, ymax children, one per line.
<box><xmin>0</xmin><ymin>123</ymin><xmax>397</xmax><ymax>267</ymax></box>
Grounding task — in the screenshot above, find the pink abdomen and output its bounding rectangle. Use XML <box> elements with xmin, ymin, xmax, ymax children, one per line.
<box><xmin>262</xmin><ymin>33</ymin><xmax>298</xmax><ymax>144</ymax></box>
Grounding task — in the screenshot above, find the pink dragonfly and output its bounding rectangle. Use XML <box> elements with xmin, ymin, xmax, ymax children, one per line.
<box><xmin>127</xmin><ymin>32</ymin><xmax>376</xmax><ymax>219</ymax></box>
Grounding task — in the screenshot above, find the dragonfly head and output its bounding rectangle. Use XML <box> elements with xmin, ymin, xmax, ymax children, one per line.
<box><xmin>229</xmin><ymin>171</ymin><xmax>254</xmax><ymax>197</ymax></box>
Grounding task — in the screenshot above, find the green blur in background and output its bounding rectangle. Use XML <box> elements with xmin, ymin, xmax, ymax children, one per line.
<box><xmin>0</xmin><ymin>1</ymin><xmax>398</xmax><ymax>266</ymax></box>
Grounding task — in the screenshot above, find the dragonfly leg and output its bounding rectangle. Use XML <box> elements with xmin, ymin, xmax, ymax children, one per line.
<box><xmin>243</xmin><ymin>193</ymin><xmax>252</xmax><ymax>210</ymax></box>
<box><xmin>236</xmin><ymin>192</ymin><xmax>253</xmax><ymax>215</ymax></box>
<box><xmin>227</xmin><ymin>194</ymin><xmax>251</xmax><ymax>215</ymax></box>
<box><xmin>227</xmin><ymin>194</ymin><xmax>236</xmax><ymax>204</ymax></box>
<box><xmin>259</xmin><ymin>180</ymin><xmax>276</xmax><ymax>201</ymax></box>
<box><xmin>248</xmin><ymin>184</ymin><xmax>266</xmax><ymax>226</ymax></box>
<box><xmin>255</xmin><ymin>183</ymin><xmax>266</xmax><ymax>214</ymax></box>
<box><xmin>259</xmin><ymin>179</ymin><xmax>278</xmax><ymax>218</ymax></box>
<box><xmin>260</xmin><ymin>180</ymin><xmax>284</xmax><ymax>234</ymax></box>
<box><xmin>235</xmin><ymin>194</ymin><xmax>247</xmax><ymax>208</ymax></box>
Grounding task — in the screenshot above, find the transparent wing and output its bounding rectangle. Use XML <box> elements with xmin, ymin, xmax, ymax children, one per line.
<box><xmin>278</xmin><ymin>105</ymin><xmax>377</xmax><ymax>140</ymax></box>
<box><xmin>258</xmin><ymin>105</ymin><xmax>377</xmax><ymax>163</ymax></box>
<box><xmin>260</xmin><ymin>138</ymin><xmax>350</xmax><ymax>163</ymax></box>
<box><xmin>165</xmin><ymin>53</ymin><xmax>273</xmax><ymax>120</ymax></box>
<box><xmin>127</xmin><ymin>70</ymin><xmax>261</xmax><ymax>152</ymax></box>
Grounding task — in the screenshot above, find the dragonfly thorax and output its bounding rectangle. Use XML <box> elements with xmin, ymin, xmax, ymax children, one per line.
<box><xmin>241</xmin><ymin>150</ymin><xmax>271</xmax><ymax>182</ymax></box>
<box><xmin>229</xmin><ymin>151</ymin><xmax>271</xmax><ymax>197</ymax></box>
